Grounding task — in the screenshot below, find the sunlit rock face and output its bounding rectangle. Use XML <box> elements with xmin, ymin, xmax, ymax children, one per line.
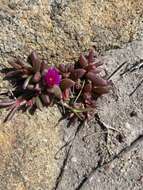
<box><xmin>0</xmin><ymin>0</ymin><xmax>143</xmax><ymax>190</ymax></box>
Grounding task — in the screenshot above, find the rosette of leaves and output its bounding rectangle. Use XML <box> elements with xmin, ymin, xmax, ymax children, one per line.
<box><xmin>0</xmin><ymin>52</ymin><xmax>63</xmax><ymax>122</ymax></box>
<box><xmin>58</xmin><ymin>49</ymin><xmax>112</xmax><ymax>122</ymax></box>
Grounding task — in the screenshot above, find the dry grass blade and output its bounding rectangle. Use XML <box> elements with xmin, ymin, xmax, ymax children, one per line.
<box><xmin>129</xmin><ymin>79</ymin><xmax>143</xmax><ymax>96</ymax></box>
<box><xmin>4</xmin><ymin>106</ymin><xmax>18</xmax><ymax>122</ymax></box>
<box><xmin>23</xmin><ymin>75</ymin><xmax>32</xmax><ymax>90</ymax></box>
<box><xmin>74</xmin><ymin>80</ymin><xmax>85</xmax><ymax>103</ymax></box>
<box><xmin>107</xmin><ymin>61</ymin><xmax>127</xmax><ymax>79</ymax></box>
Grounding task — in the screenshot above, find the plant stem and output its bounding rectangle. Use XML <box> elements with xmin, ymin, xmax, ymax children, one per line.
<box><xmin>74</xmin><ymin>80</ymin><xmax>85</xmax><ymax>103</ymax></box>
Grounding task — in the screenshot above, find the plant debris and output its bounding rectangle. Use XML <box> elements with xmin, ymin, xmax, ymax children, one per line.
<box><xmin>0</xmin><ymin>48</ymin><xmax>112</xmax><ymax>123</ymax></box>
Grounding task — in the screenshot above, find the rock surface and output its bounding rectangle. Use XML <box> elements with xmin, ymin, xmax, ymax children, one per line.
<box><xmin>0</xmin><ymin>0</ymin><xmax>143</xmax><ymax>190</ymax></box>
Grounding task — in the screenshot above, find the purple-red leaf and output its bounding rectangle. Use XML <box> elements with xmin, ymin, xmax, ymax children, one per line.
<box><xmin>47</xmin><ymin>85</ymin><xmax>62</xmax><ymax>99</ymax></box>
<box><xmin>93</xmin><ymin>86</ymin><xmax>111</xmax><ymax>94</ymax></box>
<box><xmin>16</xmin><ymin>58</ymin><xmax>29</xmax><ymax>68</ymax></box>
<box><xmin>83</xmin><ymin>92</ymin><xmax>92</xmax><ymax>101</ymax></box>
<box><xmin>88</xmin><ymin>68</ymin><xmax>102</xmax><ymax>74</ymax></box>
<box><xmin>79</xmin><ymin>54</ymin><xmax>88</xmax><ymax>68</ymax></box>
<box><xmin>88</xmin><ymin>49</ymin><xmax>96</xmax><ymax>63</ymax></box>
<box><xmin>67</xmin><ymin>63</ymin><xmax>74</xmax><ymax>72</ymax></box>
<box><xmin>41</xmin><ymin>94</ymin><xmax>50</xmax><ymax>106</ymax></box>
<box><xmin>62</xmin><ymin>89</ymin><xmax>70</xmax><ymax>100</ymax></box>
<box><xmin>32</xmin><ymin>72</ymin><xmax>41</xmax><ymax>83</ymax></box>
<box><xmin>29</xmin><ymin>51</ymin><xmax>41</xmax><ymax>72</ymax></box>
<box><xmin>83</xmin><ymin>83</ymin><xmax>92</xmax><ymax>93</ymax></box>
<box><xmin>5</xmin><ymin>70</ymin><xmax>23</xmax><ymax>78</ymax></box>
<box><xmin>71</xmin><ymin>69</ymin><xmax>86</xmax><ymax>80</ymax></box>
<box><xmin>86</xmin><ymin>72</ymin><xmax>108</xmax><ymax>86</ymax></box>
<box><xmin>41</xmin><ymin>60</ymin><xmax>48</xmax><ymax>71</ymax></box>
<box><xmin>35</xmin><ymin>96</ymin><xmax>43</xmax><ymax>110</ymax></box>
<box><xmin>58</xmin><ymin>64</ymin><xmax>66</xmax><ymax>73</ymax></box>
<box><xmin>7</xmin><ymin>60</ymin><xmax>22</xmax><ymax>69</ymax></box>
<box><xmin>60</xmin><ymin>79</ymin><xmax>75</xmax><ymax>90</ymax></box>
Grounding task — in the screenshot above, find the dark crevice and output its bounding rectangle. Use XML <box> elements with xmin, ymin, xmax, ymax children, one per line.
<box><xmin>53</xmin><ymin>143</ymin><xmax>72</xmax><ymax>190</ymax></box>
<box><xmin>52</xmin><ymin>122</ymin><xmax>84</xmax><ymax>190</ymax></box>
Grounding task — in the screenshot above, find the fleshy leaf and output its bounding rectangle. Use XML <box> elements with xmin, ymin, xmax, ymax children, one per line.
<box><xmin>71</xmin><ymin>69</ymin><xmax>86</xmax><ymax>80</ymax></box>
<box><xmin>88</xmin><ymin>49</ymin><xmax>95</xmax><ymax>63</ymax></box>
<box><xmin>5</xmin><ymin>70</ymin><xmax>23</xmax><ymax>78</ymax></box>
<box><xmin>41</xmin><ymin>94</ymin><xmax>50</xmax><ymax>105</ymax></box>
<box><xmin>66</xmin><ymin>63</ymin><xmax>74</xmax><ymax>72</ymax></box>
<box><xmin>29</xmin><ymin>51</ymin><xmax>41</xmax><ymax>72</ymax></box>
<box><xmin>60</xmin><ymin>78</ymin><xmax>75</xmax><ymax>90</ymax></box>
<box><xmin>16</xmin><ymin>58</ymin><xmax>31</xmax><ymax>69</ymax></box>
<box><xmin>79</xmin><ymin>54</ymin><xmax>88</xmax><ymax>68</ymax></box>
<box><xmin>83</xmin><ymin>92</ymin><xmax>92</xmax><ymax>101</ymax></box>
<box><xmin>86</xmin><ymin>72</ymin><xmax>108</xmax><ymax>86</ymax></box>
<box><xmin>32</xmin><ymin>72</ymin><xmax>41</xmax><ymax>83</ymax></box>
<box><xmin>83</xmin><ymin>83</ymin><xmax>92</xmax><ymax>93</ymax></box>
<box><xmin>58</xmin><ymin>64</ymin><xmax>66</xmax><ymax>73</ymax></box>
<box><xmin>41</xmin><ymin>60</ymin><xmax>49</xmax><ymax>71</ymax></box>
<box><xmin>62</xmin><ymin>89</ymin><xmax>70</xmax><ymax>100</ymax></box>
<box><xmin>35</xmin><ymin>96</ymin><xmax>43</xmax><ymax>110</ymax></box>
<box><xmin>47</xmin><ymin>85</ymin><xmax>62</xmax><ymax>99</ymax></box>
<box><xmin>93</xmin><ymin>86</ymin><xmax>111</xmax><ymax>94</ymax></box>
<box><xmin>7</xmin><ymin>60</ymin><xmax>22</xmax><ymax>69</ymax></box>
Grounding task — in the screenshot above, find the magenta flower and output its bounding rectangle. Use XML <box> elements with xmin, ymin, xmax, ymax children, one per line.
<box><xmin>44</xmin><ymin>67</ymin><xmax>61</xmax><ymax>87</ymax></box>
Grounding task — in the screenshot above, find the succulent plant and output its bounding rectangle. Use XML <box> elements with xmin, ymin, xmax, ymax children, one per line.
<box><xmin>0</xmin><ymin>48</ymin><xmax>112</xmax><ymax>123</ymax></box>
<box><xmin>57</xmin><ymin>48</ymin><xmax>112</xmax><ymax>122</ymax></box>
<box><xmin>0</xmin><ymin>52</ymin><xmax>63</xmax><ymax>121</ymax></box>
